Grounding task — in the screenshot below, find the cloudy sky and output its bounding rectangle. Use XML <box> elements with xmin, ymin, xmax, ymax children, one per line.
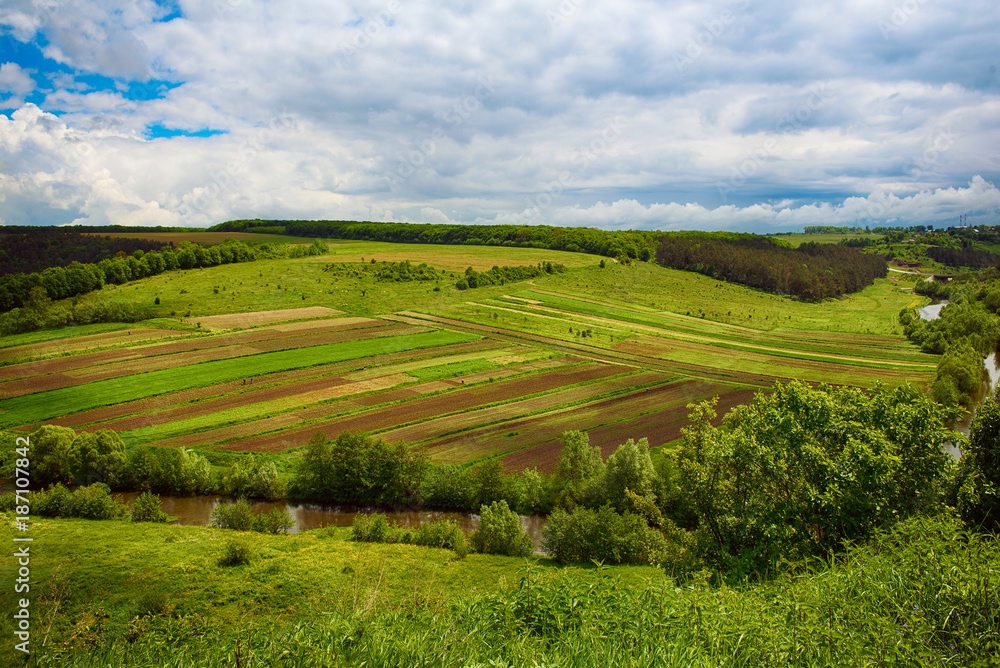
<box><xmin>1</xmin><ymin>0</ymin><xmax>999</xmax><ymax>232</ymax></box>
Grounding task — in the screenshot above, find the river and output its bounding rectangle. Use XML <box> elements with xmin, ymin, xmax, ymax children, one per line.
<box><xmin>918</xmin><ymin>299</ymin><xmax>999</xmax><ymax>445</ymax></box>
<box><xmin>117</xmin><ymin>492</ymin><xmax>548</xmax><ymax>549</ymax></box>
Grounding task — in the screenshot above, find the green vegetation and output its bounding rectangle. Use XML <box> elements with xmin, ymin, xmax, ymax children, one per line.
<box><xmin>1</xmin><ymin>513</ymin><xmax>996</xmax><ymax>666</ymax></box>
<box><xmin>129</xmin><ymin>491</ymin><xmax>170</xmax><ymax>523</ymax></box>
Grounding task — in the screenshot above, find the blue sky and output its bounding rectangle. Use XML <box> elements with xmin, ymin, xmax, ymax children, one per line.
<box><xmin>1</xmin><ymin>0</ymin><xmax>999</xmax><ymax>231</ymax></box>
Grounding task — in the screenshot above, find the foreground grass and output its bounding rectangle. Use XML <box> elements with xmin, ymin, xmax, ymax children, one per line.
<box><xmin>1</xmin><ymin>514</ymin><xmax>996</xmax><ymax>667</ymax></box>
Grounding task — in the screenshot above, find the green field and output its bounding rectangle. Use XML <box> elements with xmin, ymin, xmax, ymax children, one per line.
<box><xmin>0</xmin><ymin>242</ymin><xmax>935</xmax><ymax>469</ymax></box>
<box><xmin>1</xmin><ymin>514</ymin><xmax>994</xmax><ymax>667</ymax></box>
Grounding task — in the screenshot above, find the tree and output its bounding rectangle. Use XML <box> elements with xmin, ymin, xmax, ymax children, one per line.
<box><xmin>954</xmin><ymin>398</ymin><xmax>1000</xmax><ymax>531</ymax></box>
<box><xmin>596</xmin><ymin>437</ymin><xmax>657</xmax><ymax>511</ymax></box>
<box><xmin>469</xmin><ymin>500</ymin><xmax>533</xmax><ymax>557</ymax></box>
<box><xmin>553</xmin><ymin>430</ymin><xmax>604</xmax><ymax>509</ymax></box>
<box><xmin>73</xmin><ymin>429</ymin><xmax>128</xmax><ymax>488</ymax></box>
<box><xmin>673</xmin><ymin>381</ymin><xmax>958</xmax><ymax>577</ymax></box>
<box><xmin>30</xmin><ymin>424</ymin><xmax>80</xmax><ymax>486</ymax></box>
<box><xmin>474</xmin><ymin>458</ymin><xmax>506</xmax><ymax>506</ymax></box>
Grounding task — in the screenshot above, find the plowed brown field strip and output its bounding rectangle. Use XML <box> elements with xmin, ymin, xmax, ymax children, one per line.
<box><xmin>45</xmin><ymin>339</ymin><xmax>506</xmax><ymax>429</ymax></box>
<box><xmin>0</xmin><ymin>323</ymin><xmax>421</xmax><ymax>399</ymax></box>
<box><xmin>385</xmin><ymin>370</ymin><xmax>669</xmax><ymax>450</ymax></box>
<box><xmin>194</xmin><ymin>360</ymin><xmax>625</xmax><ymax>452</ymax></box>
<box><xmin>498</xmin><ymin>383</ymin><xmax>758</xmax><ymax>473</ymax></box>
<box><xmin>0</xmin><ymin>328</ymin><xmax>182</xmax><ymax>362</ymax></box>
<box><xmin>0</xmin><ymin>317</ymin><xmax>387</xmax><ymax>383</ymax></box>
<box><xmin>182</xmin><ymin>306</ymin><xmax>343</xmax><ymax>329</ymax></box>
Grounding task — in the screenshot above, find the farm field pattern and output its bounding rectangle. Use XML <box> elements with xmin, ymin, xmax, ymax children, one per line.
<box><xmin>0</xmin><ymin>245</ymin><xmax>937</xmax><ymax>472</ymax></box>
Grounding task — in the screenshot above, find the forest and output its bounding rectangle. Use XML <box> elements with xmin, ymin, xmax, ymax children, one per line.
<box><xmin>0</xmin><ymin>229</ymin><xmax>173</xmax><ymax>275</ymax></box>
<box><xmin>655</xmin><ymin>234</ymin><xmax>887</xmax><ymax>301</ymax></box>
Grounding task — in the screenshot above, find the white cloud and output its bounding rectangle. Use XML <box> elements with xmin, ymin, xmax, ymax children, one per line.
<box><xmin>1</xmin><ymin>0</ymin><xmax>999</xmax><ymax>230</ymax></box>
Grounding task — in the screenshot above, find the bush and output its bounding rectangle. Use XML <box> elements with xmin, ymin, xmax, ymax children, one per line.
<box><xmin>126</xmin><ymin>446</ymin><xmax>215</xmax><ymax>495</ymax></box>
<box><xmin>419</xmin><ymin>465</ymin><xmax>477</xmax><ymax>510</ymax></box>
<box><xmin>219</xmin><ymin>537</ymin><xmax>253</xmax><ymax>566</ymax></box>
<box><xmin>292</xmin><ymin>431</ymin><xmax>426</xmax><ymax>506</ymax></box>
<box><xmin>221</xmin><ymin>456</ymin><xmax>285</xmax><ymax>500</ymax></box>
<box><xmin>252</xmin><ymin>507</ymin><xmax>294</xmax><ymax>534</ymax></box>
<box><xmin>413</xmin><ymin>519</ymin><xmax>469</xmax><ymax>556</ymax></box>
<box><xmin>32</xmin><ymin>483</ymin><xmax>130</xmax><ymax>520</ymax></box>
<box><xmin>470</xmin><ymin>500</ymin><xmax>533</xmax><ymax>557</ymax></box>
<box><xmin>351</xmin><ymin>512</ymin><xmax>396</xmax><ymax>543</ymax></box>
<box><xmin>210</xmin><ymin>498</ymin><xmax>255</xmax><ymax>531</ymax></box>
<box><xmin>542</xmin><ymin>505</ymin><xmax>669</xmax><ymax>566</ymax></box>
<box><xmin>131</xmin><ymin>491</ymin><xmax>170</xmax><ymax>523</ymax></box>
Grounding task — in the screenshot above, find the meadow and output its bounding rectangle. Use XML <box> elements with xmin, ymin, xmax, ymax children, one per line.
<box><xmin>0</xmin><ymin>241</ymin><xmax>936</xmax><ymax>473</ymax></box>
<box><xmin>0</xmin><ymin>513</ymin><xmax>995</xmax><ymax>667</ymax></box>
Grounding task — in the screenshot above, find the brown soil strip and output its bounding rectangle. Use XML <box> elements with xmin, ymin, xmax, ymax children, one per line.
<box><xmin>499</xmin><ymin>384</ymin><xmax>758</xmax><ymax>473</ymax></box>
<box><xmin>0</xmin><ymin>323</ymin><xmax>418</xmax><ymax>399</ymax></box>
<box><xmin>393</xmin><ymin>370</ymin><xmax>668</xmax><ymax>453</ymax></box>
<box><xmin>180</xmin><ymin>359</ymin><xmax>614</xmax><ymax>452</ymax></box>
<box><xmin>181</xmin><ymin>306</ymin><xmax>343</xmax><ymax>329</ymax></box>
<box><xmin>0</xmin><ymin>328</ymin><xmax>181</xmax><ymax>363</ymax></box>
<box><xmin>0</xmin><ymin>316</ymin><xmax>387</xmax><ymax>384</ymax></box>
<box><xmin>46</xmin><ymin>339</ymin><xmax>504</xmax><ymax>429</ymax></box>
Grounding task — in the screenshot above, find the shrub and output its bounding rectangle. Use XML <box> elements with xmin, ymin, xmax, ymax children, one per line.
<box><xmin>210</xmin><ymin>498</ymin><xmax>255</xmax><ymax>531</ymax></box>
<box><xmin>126</xmin><ymin>446</ymin><xmax>215</xmax><ymax>495</ymax></box>
<box><xmin>131</xmin><ymin>491</ymin><xmax>170</xmax><ymax>523</ymax></box>
<box><xmin>219</xmin><ymin>537</ymin><xmax>253</xmax><ymax>566</ymax></box>
<box><xmin>252</xmin><ymin>507</ymin><xmax>294</xmax><ymax>534</ymax></box>
<box><xmin>351</xmin><ymin>512</ymin><xmax>396</xmax><ymax>543</ymax></box>
<box><xmin>292</xmin><ymin>432</ymin><xmax>426</xmax><ymax>506</ymax></box>
<box><xmin>542</xmin><ymin>505</ymin><xmax>668</xmax><ymax>567</ymax></box>
<box><xmin>221</xmin><ymin>456</ymin><xmax>285</xmax><ymax>500</ymax></box>
<box><xmin>419</xmin><ymin>465</ymin><xmax>477</xmax><ymax>510</ymax></box>
<box><xmin>32</xmin><ymin>483</ymin><xmax>130</xmax><ymax>520</ymax></box>
<box><xmin>413</xmin><ymin>519</ymin><xmax>469</xmax><ymax>556</ymax></box>
<box><xmin>470</xmin><ymin>500</ymin><xmax>533</xmax><ymax>557</ymax></box>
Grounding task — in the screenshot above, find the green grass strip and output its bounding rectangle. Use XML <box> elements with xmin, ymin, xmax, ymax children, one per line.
<box><xmin>0</xmin><ymin>330</ymin><xmax>475</xmax><ymax>427</ymax></box>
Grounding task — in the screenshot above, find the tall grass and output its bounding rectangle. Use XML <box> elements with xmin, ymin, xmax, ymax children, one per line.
<box><xmin>18</xmin><ymin>515</ymin><xmax>998</xmax><ymax>667</ymax></box>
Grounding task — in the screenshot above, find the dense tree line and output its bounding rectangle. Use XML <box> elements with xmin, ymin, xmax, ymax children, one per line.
<box><xmin>655</xmin><ymin>234</ymin><xmax>887</xmax><ymax>301</ymax></box>
<box><xmin>211</xmin><ymin>218</ymin><xmax>659</xmax><ymax>262</ymax></box>
<box><xmin>0</xmin><ymin>238</ymin><xmax>258</xmax><ymax>313</ymax></box>
<box><xmin>0</xmin><ymin>228</ymin><xmax>173</xmax><ymax>275</ymax></box>
<box><xmin>456</xmin><ymin>262</ymin><xmax>565</xmax><ymax>290</ymax></box>
<box><xmin>926</xmin><ymin>245</ymin><xmax>999</xmax><ymax>269</ymax></box>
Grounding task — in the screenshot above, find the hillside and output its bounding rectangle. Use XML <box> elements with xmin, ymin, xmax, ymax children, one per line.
<box><xmin>0</xmin><ymin>242</ymin><xmax>935</xmax><ymax>471</ymax></box>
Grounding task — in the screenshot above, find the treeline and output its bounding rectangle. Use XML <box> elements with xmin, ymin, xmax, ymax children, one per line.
<box><xmin>456</xmin><ymin>262</ymin><xmax>565</xmax><ymax>289</ymax></box>
<box><xmin>655</xmin><ymin>234</ymin><xmax>887</xmax><ymax>301</ymax></box>
<box><xmin>4</xmin><ymin>380</ymin><xmax>998</xmax><ymax>582</ymax></box>
<box><xmin>0</xmin><ymin>239</ymin><xmax>331</xmax><ymax>334</ymax></box>
<box><xmin>926</xmin><ymin>245</ymin><xmax>999</xmax><ymax>269</ymax></box>
<box><xmin>0</xmin><ymin>238</ymin><xmax>257</xmax><ymax>313</ymax></box>
<box><xmin>211</xmin><ymin>219</ymin><xmax>658</xmax><ymax>262</ymax></box>
<box><xmin>0</xmin><ymin>229</ymin><xmax>173</xmax><ymax>275</ymax></box>
<box><xmin>900</xmin><ymin>278</ymin><xmax>1000</xmax><ymax>405</ymax></box>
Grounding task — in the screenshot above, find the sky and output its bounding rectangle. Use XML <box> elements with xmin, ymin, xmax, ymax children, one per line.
<box><xmin>1</xmin><ymin>0</ymin><xmax>999</xmax><ymax>232</ymax></box>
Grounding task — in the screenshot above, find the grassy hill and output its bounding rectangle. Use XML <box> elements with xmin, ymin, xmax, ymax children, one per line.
<box><xmin>0</xmin><ymin>242</ymin><xmax>935</xmax><ymax>471</ymax></box>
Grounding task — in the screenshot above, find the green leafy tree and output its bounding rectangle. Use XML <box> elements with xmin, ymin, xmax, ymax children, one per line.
<box><xmin>953</xmin><ymin>398</ymin><xmax>1000</xmax><ymax>531</ymax></box>
<box><xmin>474</xmin><ymin>458</ymin><xmax>506</xmax><ymax>506</ymax></box>
<box><xmin>469</xmin><ymin>500</ymin><xmax>533</xmax><ymax>557</ymax></box>
<box><xmin>73</xmin><ymin>429</ymin><xmax>128</xmax><ymax>488</ymax></box>
<box><xmin>674</xmin><ymin>381</ymin><xmax>958</xmax><ymax>578</ymax></box>
<box><xmin>553</xmin><ymin>430</ymin><xmax>604</xmax><ymax>510</ymax></box>
<box><xmin>30</xmin><ymin>424</ymin><xmax>80</xmax><ymax>486</ymax></box>
<box><xmin>131</xmin><ymin>491</ymin><xmax>170</xmax><ymax>523</ymax></box>
<box><xmin>596</xmin><ymin>437</ymin><xmax>657</xmax><ymax>511</ymax></box>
